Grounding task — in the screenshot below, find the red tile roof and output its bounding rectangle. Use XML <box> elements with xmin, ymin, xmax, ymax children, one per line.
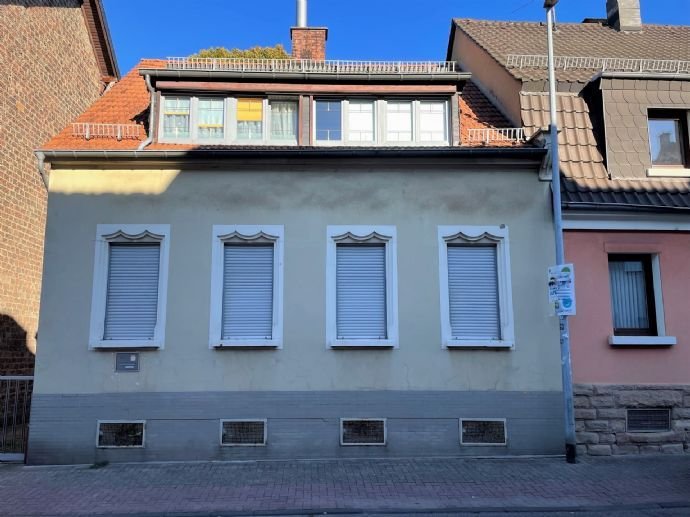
<box><xmin>42</xmin><ymin>59</ymin><xmax>526</xmax><ymax>151</ymax></box>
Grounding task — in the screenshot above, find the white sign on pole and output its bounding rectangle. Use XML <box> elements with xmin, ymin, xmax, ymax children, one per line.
<box><xmin>548</xmin><ymin>263</ymin><xmax>576</xmax><ymax>316</ymax></box>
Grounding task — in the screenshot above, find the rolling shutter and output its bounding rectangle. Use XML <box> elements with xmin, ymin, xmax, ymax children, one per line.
<box><xmin>336</xmin><ymin>244</ymin><xmax>387</xmax><ymax>339</ymax></box>
<box><xmin>222</xmin><ymin>244</ymin><xmax>274</xmax><ymax>339</ymax></box>
<box><xmin>104</xmin><ymin>243</ymin><xmax>160</xmax><ymax>340</ymax></box>
<box><xmin>447</xmin><ymin>245</ymin><xmax>500</xmax><ymax>340</ymax></box>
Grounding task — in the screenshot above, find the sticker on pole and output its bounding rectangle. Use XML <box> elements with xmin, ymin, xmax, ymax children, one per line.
<box><xmin>548</xmin><ymin>264</ymin><xmax>575</xmax><ymax>316</ymax></box>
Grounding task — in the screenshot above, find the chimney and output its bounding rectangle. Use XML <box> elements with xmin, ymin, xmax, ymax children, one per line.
<box><xmin>290</xmin><ymin>0</ymin><xmax>328</xmax><ymax>60</ymax></box>
<box><xmin>606</xmin><ymin>0</ymin><xmax>642</xmax><ymax>31</ymax></box>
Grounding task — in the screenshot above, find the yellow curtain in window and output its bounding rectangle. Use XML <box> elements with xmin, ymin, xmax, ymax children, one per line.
<box><xmin>237</xmin><ymin>99</ymin><xmax>263</xmax><ymax>121</ymax></box>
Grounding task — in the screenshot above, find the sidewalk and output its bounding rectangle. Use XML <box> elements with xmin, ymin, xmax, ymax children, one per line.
<box><xmin>1</xmin><ymin>455</ymin><xmax>689</xmax><ymax>516</ymax></box>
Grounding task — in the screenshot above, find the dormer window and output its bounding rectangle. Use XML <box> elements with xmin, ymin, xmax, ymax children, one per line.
<box><xmin>197</xmin><ymin>98</ymin><xmax>224</xmax><ymax>139</ymax></box>
<box><xmin>236</xmin><ymin>98</ymin><xmax>263</xmax><ymax>140</ymax></box>
<box><xmin>648</xmin><ymin>109</ymin><xmax>689</xmax><ymax>168</ymax></box>
<box><xmin>163</xmin><ymin>97</ymin><xmax>190</xmax><ymax>139</ymax></box>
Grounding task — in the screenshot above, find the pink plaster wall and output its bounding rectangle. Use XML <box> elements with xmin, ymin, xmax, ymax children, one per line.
<box><xmin>566</xmin><ymin>231</ymin><xmax>690</xmax><ymax>384</ymax></box>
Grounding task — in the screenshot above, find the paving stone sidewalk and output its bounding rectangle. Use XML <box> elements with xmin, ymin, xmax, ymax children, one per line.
<box><xmin>0</xmin><ymin>456</ymin><xmax>689</xmax><ymax>516</ymax></box>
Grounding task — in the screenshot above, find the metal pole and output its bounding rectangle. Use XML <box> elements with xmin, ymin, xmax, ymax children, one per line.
<box><xmin>546</xmin><ymin>3</ymin><xmax>577</xmax><ymax>464</ymax></box>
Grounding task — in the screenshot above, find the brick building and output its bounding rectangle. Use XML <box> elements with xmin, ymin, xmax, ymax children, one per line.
<box><xmin>0</xmin><ymin>0</ymin><xmax>118</xmax><ymax>376</ymax></box>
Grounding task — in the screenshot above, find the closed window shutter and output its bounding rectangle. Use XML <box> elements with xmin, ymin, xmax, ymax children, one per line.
<box><xmin>609</xmin><ymin>260</ymin><xmax>649</xmax><ymax>330</ymax></box>
<box><xmin>447</xmin><ymin>245</ymin><xmax>500</xmax><ymax>340</ymax></box>
<box><xmin>222</xmin><ymin>245</ymin><xmax>274</xmax><ymax>339</ymax></box>
<box><xmin>104</xmin><ymin>243</ymin><xmax>160</xmax><ymax>340</ymax></box>
<box><xmin>336</xmin><ymin>244</ymin><xmax>387</xmax><ymax>339</ymax></box>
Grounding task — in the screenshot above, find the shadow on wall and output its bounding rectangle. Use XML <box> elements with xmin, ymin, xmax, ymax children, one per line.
<box><xmin>0</xmin><ymin>315</ymin><xmax>35</xmax><ymax>376</ymax></box>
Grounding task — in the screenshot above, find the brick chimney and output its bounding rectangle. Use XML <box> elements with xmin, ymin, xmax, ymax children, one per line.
<box><xmin>290</xmin><ymin>0</ymin><xmax>327</xmax><ymax>60</ymax></box>
<box><xmin>606</xmin><ymin>0</ymin><xmax>642</xmax><ymax>31</ymax></box>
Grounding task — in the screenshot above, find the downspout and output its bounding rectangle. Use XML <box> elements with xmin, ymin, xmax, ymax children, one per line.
<box><xmin>35</xmin><ymin>150</ymin><xmax>48</xmax><ymax>190</ymax></box>
<box><xmin>137</xmin><ymin>74</ymin><xmax>155</xmax><ymax>150</ymax></box>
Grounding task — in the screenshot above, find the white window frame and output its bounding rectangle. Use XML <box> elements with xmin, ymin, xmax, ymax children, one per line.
<box><xmin>326</xmin><ymin>225</ymin><xmax>398</xmax><ymax>348</ymax></box>
<box><xmin>459</xmin><ymin>418</ymin><xmax>507</xmax><ymax>446</ymax></box>
<box><xmin>313</xmin><ymin>98</ymin><xmax>450</xmax><ymax>147</ymax></box>
<box><xmin>209</xmin><ymin>225</ymin><xmax>284</xmax><ymax>348</ymax></box>
<box><xmin>607</xmin><ymin>253</ymin><xmax>676</xmax><ymax>346</ymax></box>
<box><xmin>89</xmin><ymin>224</ymin><xmax>170</xmax><ymax>350</ymax></box>
<box><xmin>438</xmin><ymin>225</ymin><xmax>514</xmax><ymax>349</ymax></box>
<box><xmin>158</xmin><ymin>95</ymin><xmax>298</xmax><ymax>146</ymax></box>
<box><xmin>340</xmin><ymin>418</ymin><xmax>387</xmax><ymax>446</ymax></box>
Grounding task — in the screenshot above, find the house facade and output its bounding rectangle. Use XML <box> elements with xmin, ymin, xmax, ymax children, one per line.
<box><xmin>448</xmin><ymin>0</ymin><xmax>690</xmax><ymax>455</ymax></box>
<box><xmin>0</xmin><ymin>0</ymin><xmax>118</xmax><ymax>461</ymax></box>
<box><xmin>28</xmin><ymin>15</ymin><xmax>564</xmax><ymax>464</ymax></box>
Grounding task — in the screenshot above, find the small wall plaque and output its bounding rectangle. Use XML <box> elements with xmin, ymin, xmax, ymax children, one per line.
<box><xmin>115</xmin><ymin>352</ymin><xmax>140</xmax><ymax>372</ymax></box>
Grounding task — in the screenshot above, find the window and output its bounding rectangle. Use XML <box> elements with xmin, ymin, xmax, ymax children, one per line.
<box><xmin>269</xmin><ymin>100</ymin><xmax>298</xmax><ymax>140</ymax></box>
<box><xmin>97</xmin><ymin>421</ymin><xmax>145</xmax><ymax>448</ymax></box>
<box><xmin>237</xmin><ymin>98</ymin><xmax>263</xmax><ymax>140</ymax></box>
<box><xmin>197</xmin><ymin>98</ymin><xmax>224</xmax><ymax>139</ymax></box>
<box><xmin>648</xmin><ymin>110</ymin><xmax>689</xmax><ymax>168</ymax></box>
<box><xmin>314</xmin><ymin>98</ymin><xmax>450</xmax><ymax>145</ymax></box>
<box><xmin>438</xmin><ymin>226</ymin><xmax>514</xmax><ymax>348</ymax></box>
<box><xmin>315</xmin><ymin>100</ymin><xmax>342</xmax><ymax>141</ymax></box>
<box><xmin>326</xmin><ymin>226</ymin><xmax>398</xmax><ymax>347</ymax></box>
<box><xmin>220</xmin><ymin>420</ymin><xmax>267</xmax><ymax>446</ymax></box>
<box><xmin>340</xmin><ymin>419</ymin><xmax>386</xmax><ymax>446</ymax></box>
<box><xmin>347</xmin><ymin>100</ymin><xmax>375</xmax><ymax>142</ymax></box>
<box><xmin>163</xmin><ymin>97</ymin><xmax>190</xmax><ymax>139</ymax></box>
<box><xmin>607</xmin><ymin>254</ymin><xmax>676</xmax><ymax>346</ymax></box>
<box><xmin>89</xmin><ymin>225</ymin><xmax>170</xmax><ymax>349</ymax></box>
<box><xmin>419</xmin><ymin>101</ymin><xmax>447</xmax><ymax>142</ymax></box>
<box><xmin>386</xmin><ymin>101</ymin><xmax>413</xmax><ymax>142</ymax></box>
<box><xmin>209</xmin><ymin>225</ymin><xmax>284</xmax><ymax>348</ymax></box>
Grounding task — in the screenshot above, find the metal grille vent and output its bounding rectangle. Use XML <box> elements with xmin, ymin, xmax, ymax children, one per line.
<box><xmin>221</xmin><ymin>420</ymin><xmax>266</xmax><ymax>446</ymax></box>
<box><xmin>341</xmin><ymin>419</ymin><xmax>386</xmax><ymax>445</ymax></box>
<box><xmin>460</xmin><ymin>419</ymin><xmax>507</xmax><ymax>445</ymax></box>
<box><xmin>97</xmin><ymin>421</ymin><xmax>144</xmax><ymax>447</ymax></box>
<box><xmin>627</xmin><ymin>409</ymin><xmax>671</xmax><ymax>432</ymax></box>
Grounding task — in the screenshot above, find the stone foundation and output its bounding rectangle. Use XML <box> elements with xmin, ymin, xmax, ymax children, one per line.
<box><xmin>574</xmin><ymin>384</ymin><xmax>690</xmax><ymax>456</ymax></box>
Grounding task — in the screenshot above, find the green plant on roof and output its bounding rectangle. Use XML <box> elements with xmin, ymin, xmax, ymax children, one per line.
<box><xmin>191</xmin><ymin>44</ymin><xmax>289</xmax><ymax>60</ymax></box>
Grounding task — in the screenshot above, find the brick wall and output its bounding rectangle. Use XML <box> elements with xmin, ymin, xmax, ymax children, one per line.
<box><xmin>0</xmin><ymin>0</ymin><xmax>104</xmax><ymax>375</ymax></box>
<box><xmin>290</xmin><ymin>28</ymin><xmax>327</xmax><ymax>60</ymax></box>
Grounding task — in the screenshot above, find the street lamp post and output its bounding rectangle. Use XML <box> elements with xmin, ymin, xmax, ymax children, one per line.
<box><xmin>544</xmin><ymin>0</ymin><xmax>577</xmax><ymax>464</ymax></box>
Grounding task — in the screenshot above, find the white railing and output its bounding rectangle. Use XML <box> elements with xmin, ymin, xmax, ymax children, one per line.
<box><xmin>166</xmin><ymin>57</ymin><xmax>457</xmax><ymax>74</ymax></box>
<box><xmin>72</xmin><ymin>123</ymin><xmax>142</xmax><ymax>141</ymax></box>
<box><xmin>506</xmin><ymin>55</ymin><xmax>690</xmax><ymax>74</ymax></box>
<box><xmin>466</xmin><ymin>128</ymin><xmax>525</xmax><ymax>144</ymax></box>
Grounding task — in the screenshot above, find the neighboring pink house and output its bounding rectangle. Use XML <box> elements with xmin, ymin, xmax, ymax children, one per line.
<box><xmin>449</xmin><ymin>0</ymin><xmax>690</xmax><ymax>455</ymax></box>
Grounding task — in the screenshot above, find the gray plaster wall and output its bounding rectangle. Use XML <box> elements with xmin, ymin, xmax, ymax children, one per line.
<box><xmin>35</xmin><ymin>161</ymin><xmax>560</xmax><ymax>396</ymax></box>
<box><xmin>28</xmin><ymin>390</ymin><xmax>564</xmax><ymax>464</ymax></box>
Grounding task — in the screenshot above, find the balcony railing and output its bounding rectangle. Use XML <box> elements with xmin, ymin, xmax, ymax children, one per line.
<box><xmin>506</xmin><ymin>55</ymin><xmax>690</xmax><ymax>74</ymax></box>
<box><xmin>166</xmin><ymin>57</ymin><xmax>457</xmax><ymax>75</ymax></box>
<box><xmin>72</xmin><ymin>123</ymin><xmax>142</xmax><ymax>141</ymax></box>
<box><xmin>466</xmin><ymin>128</ymin><xmax>525</xmax><ymax>145</ymax></box>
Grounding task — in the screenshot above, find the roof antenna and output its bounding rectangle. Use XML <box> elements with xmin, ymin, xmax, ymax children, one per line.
<box><xmin>297</xmin><ymin>0</ymin><xmax>307</xmax><ymax>27</ymax></box>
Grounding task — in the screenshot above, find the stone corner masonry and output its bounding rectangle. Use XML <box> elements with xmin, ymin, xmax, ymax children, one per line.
<box><xmin>574</xmin><ymin>383</ymin><xmax>690</xmax><ymax>456</ymax></box>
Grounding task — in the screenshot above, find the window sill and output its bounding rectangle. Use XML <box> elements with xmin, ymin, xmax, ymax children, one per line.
<box><xmin>329</xmin><ymin>340</ymin><xmax>397</xmax><ymax>349</ymax></box>
<box><xmin>646</xmin><ymin>167</ymin><xmax>690</xmax><ymax>178</ymax></box>
<box><xmin>90</xmin><ymin>340</ymin><xmax>162</xmax><ymax>350</ymax></box>
<box><xmin>444</xmin><ymin>340</ymin><xmax>514</xmax><ymax>349</ymax></box>
<box><xmin>608</xmin><ymin>335</ymin><xmax>676</xmax><ymax>346</ymax></box>
<box><xmin>212</xmin><ymin>341</ymin><xmax>281</xmax><ymax>349</ymax></box>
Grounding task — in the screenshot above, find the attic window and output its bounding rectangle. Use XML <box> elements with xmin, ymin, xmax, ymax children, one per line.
<box><xmin>648</xmin><ymin>109</ymin><xmax>689</xmax><ymax>168</ymax></box>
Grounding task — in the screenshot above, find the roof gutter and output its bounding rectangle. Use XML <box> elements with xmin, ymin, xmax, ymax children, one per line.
<box><xmin>39</xmin><ymin>147</ymin><xmax>545</xmax><ymax>161</ymax></box>
<box><xmin>35</xmin><ymin>150</ymin><xmax>48</xmax><ymax>190</ymax></box>
<box><xmin>564</xmin><ymin>200</ymin><xmax>690</xmax><ymax>213</ymax></box>
<box><xmin>137</xmin><ymin>74</ymin><xmax>155</xmax><ymax>151</ymax></box>
<box><xmin>138</xmin><ymin>69</ymin><xmax>471</xmax><ymax>83</ymax></box>
<box><xmin>594</xmin><ymin>71</ymin><xmax>690</xmax><ymax>81</ymax></box>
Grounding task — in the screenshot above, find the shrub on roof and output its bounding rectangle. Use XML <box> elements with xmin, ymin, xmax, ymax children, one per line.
<box><xmin>191</xmin><ymin>44</ymin><xmax>289</xmax><ymax>60</ymax></box>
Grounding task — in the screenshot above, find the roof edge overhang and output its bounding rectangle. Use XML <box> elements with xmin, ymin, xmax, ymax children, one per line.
<box><xmin>563</xmin><ymin>200</ymin><xmax>690</xmax><ymax>214</ymax></box>
<box><xmin>37</xmin><ymin>147</ymin><xmax>546</xmax><ymax>170</ymax></box>
<box><xmin>564</xmin><ymin>209</ymin><xmax>690</xmax><ymax>229</ymax></box>
<box><xmin>139</xmin><ymin>68</ymin><xmax>471</xmax><ymax>84</ymax></box>
<box><xmin>83</xmin><ymin>0</ymin><xmax>120</xmax><ymax>80</ymax></box>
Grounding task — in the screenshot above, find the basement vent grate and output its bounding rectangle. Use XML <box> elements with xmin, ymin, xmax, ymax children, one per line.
<box><xmin>460</xmin><ymin>419</ymin><xmax>507</xmax><ymax>445</ymax></box>
<box><xmin>341</xmin><ymin>418</ymin><xmax>386</xmax><ymax>446</ymax></box>
<box><xmin>627</xmin><ymin>409</ymin><xmax>671</xmax><ymax>432</ymax></box>
<box><xmin>221</xmin><ymin>420</ymin><xmax>267</xmax><ymax>446</ymax></box>
<box><xmin>97</xmin><ymin>421</ymin><xmax>145</xmax><ymax>448</ymax></box>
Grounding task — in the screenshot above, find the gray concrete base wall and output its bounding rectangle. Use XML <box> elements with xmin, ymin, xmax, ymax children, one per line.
<box><xmin>28</xmin><ymin>390</ymin><xmax>563</xmax><ymax>465</ymax></box>
<box><xmin>574</xmin><ymin>384</ymin><xmax>690</xmax><ymax>456</ymax></box>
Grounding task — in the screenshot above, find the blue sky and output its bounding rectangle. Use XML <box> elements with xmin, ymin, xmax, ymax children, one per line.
<box><xmin>103</xmin><ymin>0</ymin><xmax>690</xmax><ymax>74</ymax></box>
